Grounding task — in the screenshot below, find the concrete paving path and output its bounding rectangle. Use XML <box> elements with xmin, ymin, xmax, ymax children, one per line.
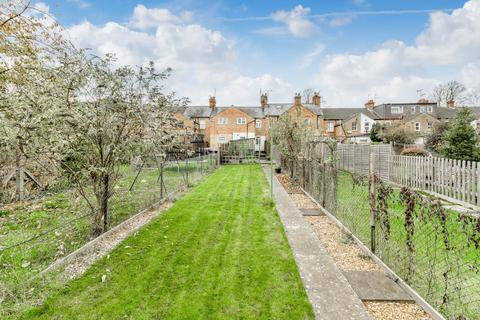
<box><xmin>263</xmin><ymin>166</ymin><xmax>372</xmax><ymax>320</ymax></box>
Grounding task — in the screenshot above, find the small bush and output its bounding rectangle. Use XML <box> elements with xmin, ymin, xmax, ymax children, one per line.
<box><xmin>401</xmin><ymin>147</ymin><xmax>428</xmax><ymax>157</ymax></box>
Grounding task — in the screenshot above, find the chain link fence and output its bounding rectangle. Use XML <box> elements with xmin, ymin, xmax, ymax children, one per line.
<box><xmin>279</xmin><ymin>143</ymin><xmax>480</xmax><ymax>319</ymax></box>
<box><xmin>0</xmin><ymin>154</ymin><xmax>218</xmax><ymax>315</ymax></box>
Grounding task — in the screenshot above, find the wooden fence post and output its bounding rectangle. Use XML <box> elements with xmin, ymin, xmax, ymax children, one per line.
<box><xmin>369</xmin><ymin>153</ymin><xmax>376</xmax><ymax>253</ymax></box>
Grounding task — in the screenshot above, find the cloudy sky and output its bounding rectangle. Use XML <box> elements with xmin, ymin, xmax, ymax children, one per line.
<box><xmin>38</xmin><ymin>0</ymin><xmax>480</xmax><ymax>107</ymax></box>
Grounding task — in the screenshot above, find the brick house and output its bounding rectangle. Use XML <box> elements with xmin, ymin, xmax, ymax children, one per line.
<box><xmin>173</xmin><ymin>92</ymin><xmax>480</xmax><ymax>150</ymax></box>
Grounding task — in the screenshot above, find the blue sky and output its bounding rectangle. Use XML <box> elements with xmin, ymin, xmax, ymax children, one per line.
<box><xmin>38</xmin><ymin>0</ymin><xmax>479</xmax><ymax>106</ymax></box>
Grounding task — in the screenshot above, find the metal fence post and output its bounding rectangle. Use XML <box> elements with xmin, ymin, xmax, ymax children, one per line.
<box><xmin>369</xmin><ymin>152</ymin><xmax>376</xmax><ymax>253</ymax></box>
<box><xmin>185</xmin><ymin>157</ymin><xmax>189</xmax><ymax>187</ymax></box>
<box><xmin>160</xmin><ymin>162</ymin><xmax>164</xmax><ymax>199</ymax></box>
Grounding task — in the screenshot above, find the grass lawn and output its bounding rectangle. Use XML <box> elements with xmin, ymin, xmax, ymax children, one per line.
<box><xmin>22</xmin><ymin>164</ymin><xmax>314</xmax><ymax>319</ymax></box>
<box><xmin>0</xmin><ymin>156</ymin><xmax>215</xmax><ymax>317</ymax></box>
<box><xmin>336</xmin><ymin>170</ymin><xmax>480</xmax><ymax>319</ymax></box>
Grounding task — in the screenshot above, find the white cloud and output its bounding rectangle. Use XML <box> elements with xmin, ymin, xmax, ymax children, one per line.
<box><xmin>68</xmin><ymin>0</ymin><xmax>90</xmax><ymax>9</ymax></box>
<box><xmin>300</xmin><ymin>43</ymin><xmax>325</xmax><ymax>69</ymax></box>
<box><xmin>314</xmin><ymin>0</ymin><xmax>480</xmax><ymax>107</ymax></box>
<box><xmin>329</xmin><ymin>14</ymin><xmax>355</xmax><ymax>27</ymax></box>
<box><xmin>461</xmin><ymin>61</ymin><xmax>480</xmax><ymax>89</ymax></box>
<box><xmin>129</xmin><ymin>5</ymin><xmax>193</xmax><ymax>30</ymax></box>
<box><xmin>252</xmin><ymin>27</ymin><xmax>288</xmax><ymax>36</ymax></box>
<box><xmin>272</xmin><ymin>5</ymin><xmax>315</xmax><ymax>38</ymax></box>
<box><xmin>65</xmin><ymin>6</ymin><xmax>292</xmax><ymax>105</ymax></box>
<box><xmin>33</xmin><ymin>1</ymin><xmax>49</xmax><ymax>13</ymax></box>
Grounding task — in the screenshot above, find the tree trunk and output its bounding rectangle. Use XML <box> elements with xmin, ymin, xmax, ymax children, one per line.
<box><xmin>15</xmin><ymin>149</ymin><xmax>25</xmax><ymax>201</ymax></box>
<box><xmin>92</xmin><ymin>174</ymin><xmax>109</xmax><ymax>236</ymax></box>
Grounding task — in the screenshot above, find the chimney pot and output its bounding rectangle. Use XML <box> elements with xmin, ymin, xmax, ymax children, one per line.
<box><xmin>209</xmin><ymin>96</ymin><xmax>216</xmax><ymax>110</ymax></box>
<box><xmin>365</xmin><ymin>99</ymin><xmax>375</xmax><ymax>111</ymax></box>
<box><xmin>312</xmin><ymin>92</ymin><xmax>321</xmax><ymax>107</ymax></box>
<box><xmin>260</xmin><ymin>93</ymin><xmax>268</xmax><ymax>108</ymax></box>
<box><xmin>294</xmin><ymin>93</ymin><xmax>301</xmax><ymax>106</ymax></box>
<box><xmin>418</xmin><ymin>98</ymin><xmax>429</xmax><ymax>104</ymax></box>
<box><xmin>447</xmin><ymin>100</ymin><xmax>455</xmax><ymax>109</ymax></box>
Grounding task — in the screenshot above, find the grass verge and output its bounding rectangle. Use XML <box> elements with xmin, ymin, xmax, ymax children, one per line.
<box><xmin>21</xmin><ymin>164</ymin><xmax>314</xmax><ymax>319</ymax></box>
<box><xmin>0</xmin><ymin>156</ymin><xmax>215</xmax><ymax>317</ymax></box>
<box><xmin>335</xmin><ymin>170</ymin><xmax>480</xmax><ymax>319</ymax></box>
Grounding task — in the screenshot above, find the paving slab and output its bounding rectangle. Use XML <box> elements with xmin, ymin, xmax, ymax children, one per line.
<box><xmin>263</xmin><ymin>166</ymin><xmax>372</xmax><ymax>320</ymax></box>
<box><xmin>300</xmin><ymin>208</ymin><xmax>324</xmax><ymax>216</ymax></box>
<box><xmin>343</xmin><ymin>271</ymin><xmax>414</xmax><ymax>301</ymax></box>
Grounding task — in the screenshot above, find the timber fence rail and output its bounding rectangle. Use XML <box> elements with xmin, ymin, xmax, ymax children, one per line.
<box><xmin>280</xmin><ymin>144</ymin><xmax>480</xmax><ymax>319</ymax></box>
<box><xmin>337</xmin><ymin>143</ymin><xmax>480</xmax><ymax>208</ymax></box>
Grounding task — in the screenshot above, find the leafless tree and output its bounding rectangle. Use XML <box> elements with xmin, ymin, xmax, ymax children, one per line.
<box><xmin>301</xmin><ymin>88</ymin><xmax>315</xmax><ymax>104</ymax></box>
<box><xmin>431</xmin><ymin>81</ymin><xmax>466</xmax><ymax>107</ymax></box>
<box><xmin>464</xmin><ymin>89</ymin><xmax>480</xmax><ymax>106</ymax></box>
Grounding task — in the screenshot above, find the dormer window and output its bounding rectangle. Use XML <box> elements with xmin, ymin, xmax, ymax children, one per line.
<box><xmin>411</xmin><ymin>106</ymin><xmax>416</xmax><ymax>113</ymax></box>
<box><xmin>391</xmin><ymin>106</ymin><xmax>403</xmax><ymax>114</ymax></box>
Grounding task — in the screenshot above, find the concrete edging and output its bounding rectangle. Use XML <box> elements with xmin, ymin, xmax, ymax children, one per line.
<box><xmin>301</xmin><ymin>186</ymin><xmax>446</xmax><ymax>320</ymax></box>
<box><xmin>263</xmin><ymin>166</ymin><xmax>372</xmax><ymax>320</ymax></box>
<box><xmin>41</xmin><ymin>185</ymin><xmax>189</xmax><ymax>276</ymax></box>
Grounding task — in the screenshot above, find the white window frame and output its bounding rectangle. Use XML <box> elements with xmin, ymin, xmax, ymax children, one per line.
<box><xmin>218</xmin><ymin>117</ymin><xmax>228</xmax><ymax>125</ymax></box>
<box><xmin>427</xmin><ymin>106</ymin><xmax>433</xmax><ymax>113</ymax></box>
<box><xmin>255</xmin><ymin>137</ymin><xmax>261</xmax><ymax>145</ymax></box>
<box><xmin>427</xmin><ymin>122</ymin><xmax>433</xmax><ymax>130</ymax></box>
<box><xmin>415</xmin><ymin>122</ymin><xmax>421</xmax><ymax>131</ymax></box>
<box><xmin>391</xmin><ymin>106</ymin><xmax>403</xmax><ymax>114</ymax></box>
<box><xmin>255</xmin><ymin>119</ymin><xmax>261</xmax><ymax>128</ymax></box>
<box><xmin>327</xmin><ymin>121</ymin><xmax>334</xmax><ymax>132</ymax></box>
<box><xmin>351</xmin><ymin>121</ymin><xmax>357</xmax><ymax>131</ymax></box>
<box><xmin>217</xmin><ymin>136</ymin><xmax>226</xmax><ymax>142</ymax></box>
<box><xmin>364</xmin><ymin>122</ymin><xmax>370</xmax><ymax>132</ymax></box>
<box><xmin>199</xmin><ymin>119</ymin><xmax>206</xmax><ymax>129</ymax></box>
<box><xmin>420</xmin><ymin>106</ymin><xmax>426</xmax><ymax>113</ymax></box>
<box><xmin>410</xmin><ymin>106</ymin><xmax>416</xmax><ymax>113</ymax></box>
<box><xmin>236</xmin><ymin>117</ymin><xmax>246</xmax><ymax>125</ymax></box>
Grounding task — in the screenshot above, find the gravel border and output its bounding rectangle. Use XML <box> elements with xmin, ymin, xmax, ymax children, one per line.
<box><xmin>41</xmin><ymin>186</ymin><xmax>187</xmax><ymax>280</ymax></box>
<box><xmin>276</xmin><ymin>174</ymin><xmax>436</xmax><ymax>320</ymax></box>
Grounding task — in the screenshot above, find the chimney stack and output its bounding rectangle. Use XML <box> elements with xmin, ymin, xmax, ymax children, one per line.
<box><xmin>209</xmin><ymin>96</ymin><xmax>216</xmax><ymax>110</ymax></box>
<box><xmin>294</xmin><ymin>93</ymin><xmax>301</xmax><ymax>106</ymax></box>
<box><xmin>260</xmin><ymin>93</ymin><xmax>268</xmax><ymax>108</ymax></box>
<box><xmin>312</xmin><ymin>92</ymin><xmax>321</xmax><ymax>107</ymax></box>
<box><xmin>418</xmin><ymin>98</ymin><xmax>429</xmax><ymax>104</ymax></box>
<box><xmin>447</xmin><ymin>100</ymin><xmax>455</xmax><ymax>109</ymax></box>
<box><xmin>365</xmin><ymin>99</ymin><xmax>375</xmax><ymax>111</ymax></box>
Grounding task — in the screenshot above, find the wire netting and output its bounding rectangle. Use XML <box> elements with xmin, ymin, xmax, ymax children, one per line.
<box><xmin>279</xmin><ymin>142</ymin><xmax>480</xmax><ymax>319</ymax></box>
<box><xmin>0</xmin><ymin>154</ymin><xmax>218</xmax><ymax>315</ymax></box>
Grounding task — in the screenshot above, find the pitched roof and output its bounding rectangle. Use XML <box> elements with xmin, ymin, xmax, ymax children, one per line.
<box><xmin>184</xmin><ymin>106</ymin><xmax>212</xmax><ymax>118</ymax></box>
<box><xmin>210</xmin><ymin>106</ymin><xmax>265</xmax><ymax>118</ymax></box>
<box><xmin>343</xmin><ymin>109</ymin><xmax>382</xmax><ymax>122</ymax></box>
<box><xmin>433</xmin><ymin>107</ymin><xmax>456</xmax><ymax>119</ymax></box>
<box><xmin>302</xmin><ymin>104</ymin><xmax>323</xmax><ymax>116</ymax></box>
<box><xmin>321</xmin><ymin>108</ymin><xmax>366</xmax><ymax>120</ymax></box>
<box><xmin>403</xmin><ymin>112</ymin><xmax>439</xmax><ymax>122</ymax></box>
<box><xmin>265</xmin><ymin>103</ymin><xmax>292</xmax><ymax>116</ymax></box>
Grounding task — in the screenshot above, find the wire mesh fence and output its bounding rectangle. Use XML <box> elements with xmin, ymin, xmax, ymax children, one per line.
<box><xmin>0</xmin><ymin>154</ymin><xmax>218</xmax><ymax>313</ymax></box>
<box><xmin>279</xmin><ymin>143</ymin><xmax>480</xmax><ymax>319</ymax></box>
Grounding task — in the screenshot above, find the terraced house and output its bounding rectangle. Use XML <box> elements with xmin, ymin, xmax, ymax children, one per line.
<box><xmin>174</xmin><ymin>93</ymin><xmax>480</xmax><ymax>151</ymax></box>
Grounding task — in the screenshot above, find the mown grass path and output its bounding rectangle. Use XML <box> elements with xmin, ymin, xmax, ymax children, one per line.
<box><xmin>23</xmin><ymin>165</ymin><xmax>313</xmax><ymax>319</ymax></box>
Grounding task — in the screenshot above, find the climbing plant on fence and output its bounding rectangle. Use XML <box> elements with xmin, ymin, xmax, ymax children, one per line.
<box><xmin>279</xmin><ymin>143</ymin><xmax>480</xmax><ymax>319</ymax></box>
